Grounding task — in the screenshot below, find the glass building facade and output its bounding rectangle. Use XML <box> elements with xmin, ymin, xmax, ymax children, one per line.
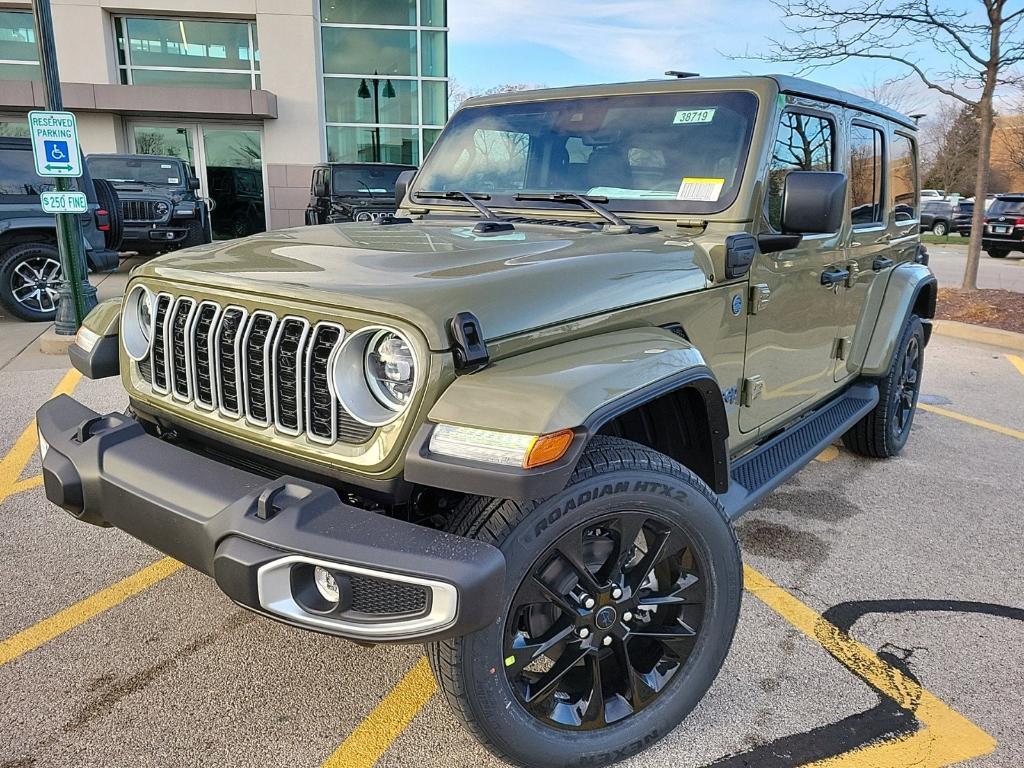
<box><xmin>0</xmin><ymin>11</ymin><xmax>40</xmax><ymax>82</ymax></box>
<box><xmin>320</xmin><ymin>0</ymin><xmax>447</xmax><ymax>165</ymax></box>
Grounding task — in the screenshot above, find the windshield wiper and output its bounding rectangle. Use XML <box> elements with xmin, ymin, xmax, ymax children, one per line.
<box><xmin>514</xmin><ymin>193</ymin><xmax>658</xmax><ymax>233</ymax></box>
<box><xmin>357</xmin><ymin>178</ymin><xmax>376</xmax><ymax>200</ymax></box>
<box><xmin>417</xmin><ymin>190</ymin><xmax>501</xmax><ymax>220</ymax></box>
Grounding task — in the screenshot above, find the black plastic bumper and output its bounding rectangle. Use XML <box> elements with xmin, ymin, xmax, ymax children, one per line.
<box><xmin>36</xmin><ymin>395</ymin><xmax>505</xmax><ymax>643</ymax></box>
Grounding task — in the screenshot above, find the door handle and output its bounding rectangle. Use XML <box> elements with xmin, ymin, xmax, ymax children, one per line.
<box><xmin>872</xmin><ymin>257</ymin><xmax>895</xmax><ymax>272</ymax></box>
<box><xmin>821</xmin><ymin>267</ymin><xmax>850</xmax><ymax>286</ymax></box>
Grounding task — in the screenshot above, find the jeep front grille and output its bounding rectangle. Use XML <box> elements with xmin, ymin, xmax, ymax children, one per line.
<box><xmin>138</xmin><ymin>296</ymin><xmax>375</xmax><ymax>446</ymax></box>
<box><xmin>121</xmin><ymin>199</ymin><xmax>163</xmax><ymax>223</ymax></box>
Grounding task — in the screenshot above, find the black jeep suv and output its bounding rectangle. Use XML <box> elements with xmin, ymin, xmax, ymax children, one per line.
<box><xmin>0</xmin><ymin>137</ymin><xmax>122</xmax><ymax>322</ymax></box>
<box><xmin>982</xmin><ymin>194</ymin><xmax>1024</xmax><ymax>257</ymax></box>
<box><xmin>305</xmin><ymin>162</ymin><xmax>416</xmax><ymax>225</ymax></box>
<box><xmin>86</xmin><ymin>154</ymin><xmax>211</xmax><ymax>256</ymax></box>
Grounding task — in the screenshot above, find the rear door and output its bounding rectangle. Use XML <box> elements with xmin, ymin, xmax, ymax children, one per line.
<box><xmin>741</xmin><ymin>104</ymin><xmax>846</xmax><ymax>433</ymax></box>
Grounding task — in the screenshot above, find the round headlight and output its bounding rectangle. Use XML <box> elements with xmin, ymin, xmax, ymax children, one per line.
<box><xmin>332</xmin><ymin>327</ymin><xmax>419</xmax><ymax>427</ymax></box>
<box><xmin>365</xmin><ymin>330</ymin><xmax>416</xmax><ymax>411</ymax></box>
<box><xmin>123</xmin><ymin>284</ymin><xmax>155</xmax><ymax>361</ymax></box>
<box><xmin>154</xmin><ymin>201</ymin><xmax>170</xmax><ymax>217</ymax></box>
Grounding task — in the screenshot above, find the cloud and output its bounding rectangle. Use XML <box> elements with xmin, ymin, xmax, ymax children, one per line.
<box><xmin>448</xmin><ymin>0</ymin><xmax>726</xmax><ymax>78</ymax></box>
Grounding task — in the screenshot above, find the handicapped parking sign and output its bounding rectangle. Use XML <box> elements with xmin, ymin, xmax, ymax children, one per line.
<box><xmin>28</xmin><ymin>110</ymin><xmax>82</xmax><ymax>177</ymax></box>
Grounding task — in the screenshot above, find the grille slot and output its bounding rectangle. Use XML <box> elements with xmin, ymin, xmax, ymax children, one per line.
<box><xmin>272</xmin><ymin>317</ymin><xmax>310</xmax><ymax>435</ymax></box>
<box><xmin>348</xmin><ymin>574</ymin><xmax>429</xmax><ymax>616</ymax></box>
<box><xmin>215</xmin><ymin>307</ymin><xmax>248</xmax><ymax>418</ymax></box>
<box><xmin>121</xmin><ymin>199</ymin><xmax>161</xmax><ymax>223</ymax></box>
<box><xmin>168</xmin><ymin>297</ymin><xmax>197</xmax><ymax>401</ymax></box>
<box><xmin>192</xmin><ymin>302</ymin><xmax>221</xmax><ymax>410</ymax></box>
<box><xmin>242</xmin><ymin>311</ymin><xmax>277</xmax><ymax>426</ymax></box>
<box><xmin>138</xmin><ymin>294</ymin><xmax>379</xmax><ymax>447</ymax></box>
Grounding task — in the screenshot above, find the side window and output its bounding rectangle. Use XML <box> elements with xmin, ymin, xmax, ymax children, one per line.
<box><xmin>891</xmin><ymin>133</ymin><xmax>918</xmax><ymax>222</ymax></box>
<box><xmin>310</xmin><ymin>168</ymin><xmax>320</xmax><ymax>194</ymax></box>
<box><xmin>765</xmin><ymin>111</ymin><xmax>835</xmax><ymax>231</ymax></box>
<box><xmin>0</xmin><ymin>149</ymin><xmax>54</xmax><ymax>197</ymax></box>
<box><xmin>849</xmin><ymin>124</ymin><xmax>885</xmax><ymax>226</ymax></box>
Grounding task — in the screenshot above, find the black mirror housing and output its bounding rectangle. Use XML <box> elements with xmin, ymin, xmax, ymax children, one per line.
<box><xmin>313</xmin><ymin>181</ymin><xmax>329</xmax><ymax>198</ymax></box>
<box><xmin>395</xmin><ymin>169</ymin><xmax>416</xmax><ymax>208</ymax></box>
<box><xmin>188</xmin><ymin>177</ymin><xmax>201</xmax><ymax>191</ymax></box>
<box><xmin>781</xmin><ymin>171</ymin><xmax>847</xmax><ymax>235</ymax></box>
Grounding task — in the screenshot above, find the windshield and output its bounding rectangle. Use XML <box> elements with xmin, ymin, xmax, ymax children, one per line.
<box><xmin>333</xmin><ymin>166</ymin><xmax>406</xmax><ymax>196</ymax></box>
<box><xmin>87</xmin><ymin>157</ymin><xmax>186</xmax><ymax>187</ymax></box>
<box><xmin>413</xmin><ymin>91</ymin><xmax>759</xmax><ymax>215</ymax></box>
<box><xmin>988</xmin><ymin>198</ymin><xmax>1024</xmax><ymax>216</ymax></box>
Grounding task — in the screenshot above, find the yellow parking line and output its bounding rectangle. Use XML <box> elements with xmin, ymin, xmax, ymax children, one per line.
<box><xmin>745</xmin><ymin>565</ymin><xmax>996</xmax><ymax>767</ymax></box>
<box><xmin>919</xmin><ymin>403</ymin><xmax>1024</xmax><ymax>441</ymax></box>
<box><xmin>321</xmin><ymin>656</ymin><xmax>436</xmax><ymax>768</ymax></box>
<box><xmin>0</xmin><ymin>368</ymin><xmax>81</xmax><ymax>504</ymax></box>
<box><xmin>0</xmin><ymin>557</ymin><xmax>182</xmax><ymax>668</ymax></box>
<box><xmin>1008</xmin><ymin>354</ymin><xmax>1024</xmax><ymax>378</ymax></box>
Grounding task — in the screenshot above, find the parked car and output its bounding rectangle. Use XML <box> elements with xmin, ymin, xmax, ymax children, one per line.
<box><xmin>954</xmin><ymin>200</ymin><xmax>974</xmax><ymax>236</ymax></box>
<box><xmin>919</xmin><ymin>199</ymin><xmax>955</xmax><ymax>235</ymax></box>
<box><xmin>305</xmin><ymin>162</ymin><xmax>417</xmax><ymax>225</ymax></box>
<box><xmin>982</xmin><ymin>193</ymin><xmax>1024</xmax><ymax>257</ymax></box>
<box><xmin>44</xmin><ymin>75</ymin><xmax>934</xmax><ymax>768</ymax></box>
<box><xmin>921</xmin><ymin>188</ymin><xmax>946</xmax><ymax>200</ymax></box>
<box><xmin>0</xmin><ymin>137</ymin><xmax>122</xmax><ymax>322</ymax></box>
<box><xmin>86</xmin><ymin>154</ymin><xmax>211</xmax><ymax>255</ymax></box>
<box><xmin>207</xmin><ymin>166</ymin><xmax>265</xmax><ymax>239</ymax></box>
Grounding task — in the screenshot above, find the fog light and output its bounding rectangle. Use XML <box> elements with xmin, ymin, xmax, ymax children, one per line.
<box><xmin>314</xmin><ymin>566</ymin><xmax>340</xmax><ymax>604</ymax></box>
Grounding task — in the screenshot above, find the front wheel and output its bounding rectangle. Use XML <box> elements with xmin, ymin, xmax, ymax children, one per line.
<box><xmin>428</xmin><ymin>436</ymin><xmax>742</xmax><ymax>768</ymax></box>
<box><xmin>931</xmin><ymin>221</ymin><xmax>948</xmax><ymax>236</ymax></box>
<box><xmin>0</xmin><ymin>242</ymin><xmax>63</xmax><ymax>322</ymax></box>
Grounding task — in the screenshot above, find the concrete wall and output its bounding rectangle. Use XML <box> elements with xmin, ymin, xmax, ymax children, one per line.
<box><xmin>267</xmin><ymin>163</ymin><xmax>315</xmax><ymax>230</ymax></box>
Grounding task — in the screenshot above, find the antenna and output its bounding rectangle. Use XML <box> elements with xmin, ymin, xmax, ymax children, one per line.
<box><xmin>665</xmin><ymin>71</ymin><xmax>700</xmax><ymax>79</ymax></box>
<box><xmin>909</xmin><ymin>113</ymin><xmax>927</xmax><ymax>124</ymax></box>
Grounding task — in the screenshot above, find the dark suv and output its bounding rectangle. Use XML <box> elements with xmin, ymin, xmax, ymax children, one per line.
<box><xmin>0</xmin><ymin>137</ymin><xmax>122</xmax><ymax>322</ymax></box>
<box><xmin>919</xmin><ymin>199</ymin><xmax>954</xmax><ymax>236</ymax></box>
<box><xmin>982</xmin><ymin>194</ymin><xmax>1024</xmax><ymax>257</ymax></box>
<box><xmin>305</xmin><ymin>163</ymin><xmax>416</xmax><ymax>225</ymax></box>
<box><xmin>86</xmin><ymin>154</ymin><xmax>211</xmax><ymax>255</ymax></box>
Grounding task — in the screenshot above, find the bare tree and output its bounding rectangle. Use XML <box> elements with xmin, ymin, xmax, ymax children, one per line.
<box><xmin>857</xmin><ymin>71</ymin><xmax>927</xmax><ymax>114</ymax></box>
<box><xmin>744</xmin><ymin>0</ymin><xmax>1024</xmax><ymax>290</ymax></box>
<box><xmin>996</xmin><ymin>91</ymin><xmax>1024</xmax><ymax>178</ymax></box>
<box><xmin>922</xmin><ymin>102</ymin><xmax>983</xmax><ymax>193</ymax></box>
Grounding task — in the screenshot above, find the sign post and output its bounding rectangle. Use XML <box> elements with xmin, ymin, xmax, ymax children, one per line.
<box><xmin>30</xmin><ymin>0</ymin><xmax>96</xmax><ymax>334</ymax></box>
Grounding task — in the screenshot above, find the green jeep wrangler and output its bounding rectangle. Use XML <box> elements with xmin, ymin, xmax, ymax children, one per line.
<box><xmin>38</xmin><ymin>75</ymin><xmax>935</xmax><ymax>768</ymax></box>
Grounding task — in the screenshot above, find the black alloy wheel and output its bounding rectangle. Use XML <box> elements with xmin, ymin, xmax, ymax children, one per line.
<box><xmin>891</xmin><ymin>334</ymin><xmax>922</xmax><ymax>441</ymax></box>
<box><xmin>504</xmin><ymin>512</ymin><xmax>705</xmax><ymax>730</ymax></box>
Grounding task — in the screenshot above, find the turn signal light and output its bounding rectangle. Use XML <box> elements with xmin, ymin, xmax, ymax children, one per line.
<box><xmin>524</xmin><ymin>429</ymin><xmax>575</xmax><ymax>469</ymax></box>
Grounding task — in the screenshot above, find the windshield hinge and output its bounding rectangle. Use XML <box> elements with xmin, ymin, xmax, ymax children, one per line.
<box><xmin>675</xmin><ymin>218</ymin><xmax>709</xmax><ymax>230</ymax></box>
<box><xmin>447</xmin><ymin>312</ymin><xmax>490</xmax><ymax>374</ymax></box>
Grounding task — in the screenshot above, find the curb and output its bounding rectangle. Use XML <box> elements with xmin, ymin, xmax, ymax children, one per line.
<box><xmin>932</xmin><ymin>319</ymin><xmax>1024</xmax><ymax>352</ymax></box>
<box><xmin>38</xmin><ymin>326</ymin><xmax>75</xmax><ymax>356</ymax></box>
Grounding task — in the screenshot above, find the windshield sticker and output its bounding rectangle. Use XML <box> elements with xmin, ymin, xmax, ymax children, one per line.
<box><xmin>160</xmin><ymin>164</ymin><xmax>173</xmax><ymax>168</ymax></box>
<box><xmin>673</xmin><ymin>108</ymin><xmax>716</xmax><ymax>125</ymax></box>
<box><xmin>167</xmin><ymin>177</ymin><xmax>180</xmax><ymax>184</ymax></box>
<box><xmin>677</xmin><ymin>177</ymin><xmax>725</xmax><ymax>202</ymax></box>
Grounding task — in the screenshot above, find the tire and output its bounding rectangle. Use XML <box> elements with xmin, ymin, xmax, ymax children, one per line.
<box><xmin>92</xmin><ymin>178</ymin><xmax>124</xmax><ymax>251</ymax></box>
<box><xmin>931</xmin><ymin>220</ymin><xmax>948</xmax><ymax>236</ymax></box>
<box><xmin>178</xmin><ymin>219</ymin><xmax>211</xmax><ymax>249</ymax></box>
<box><xmin>842</xmin><ymin>315</ymin><xmax>925</xmax><ymax>458</ymax></box>
<box><xmin>986</xmin><ymin>249</ymin><xmax>1008</xmax><ymax>258</ymax></box>
<box><xmin>0</xmin><ymin>242</ymin><xmax>63</xmax><ymax>322</ymax></box>
<box><xmin>428</xmin><ymin>436</ymin><xmax>742</xmax><ymax>768</ymax></box>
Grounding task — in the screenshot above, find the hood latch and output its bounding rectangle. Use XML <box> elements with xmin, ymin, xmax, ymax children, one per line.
<box><xmin>448</xmin><ymin>312</ymin><xmax>490</xmax><ymax>374</ymax></box>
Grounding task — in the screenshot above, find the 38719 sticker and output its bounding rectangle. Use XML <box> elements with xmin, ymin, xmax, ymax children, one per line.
<box><xmin>677</xmin><ymin>177</ymin><xmax>725</xmax><ymax>202</ymax></box>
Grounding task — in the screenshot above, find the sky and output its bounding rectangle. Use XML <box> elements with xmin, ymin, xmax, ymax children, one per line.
<box><xmin>446</xmin><ymin>0</ymin><xmax>1002</xmax><ymax>115</ymax></box>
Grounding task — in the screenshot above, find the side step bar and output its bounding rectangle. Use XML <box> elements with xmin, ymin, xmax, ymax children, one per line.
<box><xmin>721</xmin><ymin>383</ymin><xmax>879</xmax><ymax>520</ymax></box>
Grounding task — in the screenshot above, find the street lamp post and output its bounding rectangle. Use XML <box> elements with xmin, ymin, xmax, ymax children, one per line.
<box><xmin>31</xmin><ymin>0</ymin><xmax>96</xmax><ymax>333</ymax></box>
<box><xmin>357</xmin><ymin>73</ymin><xmax>396</xmax><ymax>163</ymax></box>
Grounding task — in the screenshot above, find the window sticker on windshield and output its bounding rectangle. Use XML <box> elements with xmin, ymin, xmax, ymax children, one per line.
<box><xmin>167</xmin><ymin>177</ymin><xmax>179</xmax><ymax>184</ymax></box>
<box><xmin>160</xmin><ymin>164</ymin><xmax>173</xmax><ymax>168</ymax></box>
<box><xmin>677</xmin><ymin>177</ymin><xmax>725</xmax><ymax>201</ymax></box>
<box><xmin>673</xmin><ymin>108</ymin><xmax>716</xmax><ymax>125</ymax></box>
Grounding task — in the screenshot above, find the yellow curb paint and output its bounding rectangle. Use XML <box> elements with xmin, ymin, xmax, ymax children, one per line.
<box><xmin>744</xmin><ymin>565</ymin><xmax>996</xmax><ymax>768</ymax></box>
<box><xmin>814</xmin><ymin>445</ymin><xmax>840</xmax><ymax>462</ymax></box>
<box><xmin>919</xmin><ymin>403</ymin><xmax>1024</xmax><ymax>442</ymax></box>
<box><xmin>0</xmin><ymin>557</ymin><xmax>182</xmax><ymax>667</ymax></box>
<box><xmin>0</xmin><ymin>369</ymin><xmax>81</xmax><ymax>504</ymax></box>
<box><xmin>321</xmin><ymin>656</ymin><xmax>437</xmax><ymax>768</ymax></box>
<box><xmin>1008</xmin><ymin>354</ymin><xmax>1024</xmax><ymax>378</ymax></box>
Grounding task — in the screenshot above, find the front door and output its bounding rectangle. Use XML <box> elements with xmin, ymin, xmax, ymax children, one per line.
<box><xmin>740</xmin><ymin>106</ymin><xmax>845</xmax><ymax>433</ymax></box>
<box><xmin>128</xmin><ymin>121</ymin><xmax>267</xmax><ymax>239</ymax></box>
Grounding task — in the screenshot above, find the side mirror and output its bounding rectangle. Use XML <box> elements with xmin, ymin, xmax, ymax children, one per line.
<box><xmin>188</xmin><ymin>177</ymin><xmax>201</xmax><ymax>191</ymax></box>
<box><xmin>395</xmin><ymin>169</ymin><xmax>416</xmax><ymax>208</ymax></box>
<box><xmin>313</xmin><ymin>181</ymin><xmax>329</xmax><ymax>198</ymax></box>
<box><xmin>781</xmin><ymin>171</ymin><xmax>847</xmax><ymax>234</ymax></box>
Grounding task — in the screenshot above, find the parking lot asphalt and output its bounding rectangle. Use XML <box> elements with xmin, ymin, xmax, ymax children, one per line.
<box><xmin>1</xmin><ymin>334</ymin><xmax>1022</xmax><ymax>768</ymax></box>
<box><xmin>926</xmin><ymin>243</ymin><xmax>1024</xmax><ymax>292</ymax></box>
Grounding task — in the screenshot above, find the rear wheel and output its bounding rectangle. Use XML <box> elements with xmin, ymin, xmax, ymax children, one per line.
<box><xmin>931</xmin><ymin>220</ymin><xmax>948</xmax><ymax>236</ymax></box>
<box><xmin>843</xmin><ymin>315</ymin><xmax>924</xmax><ymax>458</ymax></box>
<box><xmin>0</xmin><ymin>242</ymin><xmax>62</xmax><ymax>322</ymax></box>
<box><xmin>428</xmin><ymin>437</ymin><xmax>742</xmax><ymax>768</ymax></box>
<box><xmin>986</xmin><ymin>249</ymin><xmax>1008</xmax><ymax>258</ymax></box>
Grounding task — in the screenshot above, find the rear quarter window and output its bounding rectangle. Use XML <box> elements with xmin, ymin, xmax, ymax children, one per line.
<box><xmin>0</xmin><ymin>149</ymin><xmax>54</xmax><ymax>197</ymax></box>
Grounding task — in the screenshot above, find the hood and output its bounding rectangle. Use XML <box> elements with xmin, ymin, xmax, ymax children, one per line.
<box><xmin>135</xmin><ymin>220</ymin><xmax>713</xmax><ymax>349</ymax></box>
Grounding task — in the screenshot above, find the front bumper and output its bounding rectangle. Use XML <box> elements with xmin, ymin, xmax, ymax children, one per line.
<box><xmin>123</xmin><ymin>226</ymin><xmax>189</xmax><ymax>247</ymax></box>
<box><xmin>37</xmin><ymin>395</ymin><xmax>505</xmax><ymax>643</ymax></box>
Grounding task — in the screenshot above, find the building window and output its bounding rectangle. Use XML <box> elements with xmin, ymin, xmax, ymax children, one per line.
<box><xmin>115</xmin><ymin>16</ymin><xmax>260</xmax><ymax>90</ymax></box>
<box><xmin>0</xmin><ymin>11</ymin><xmax>40</xmax><ymax>81</ymax></box>
<box><xmin>320</xmin><ymin>0</ymin><xmax>448</xmax><ymax>165</ymax></box>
